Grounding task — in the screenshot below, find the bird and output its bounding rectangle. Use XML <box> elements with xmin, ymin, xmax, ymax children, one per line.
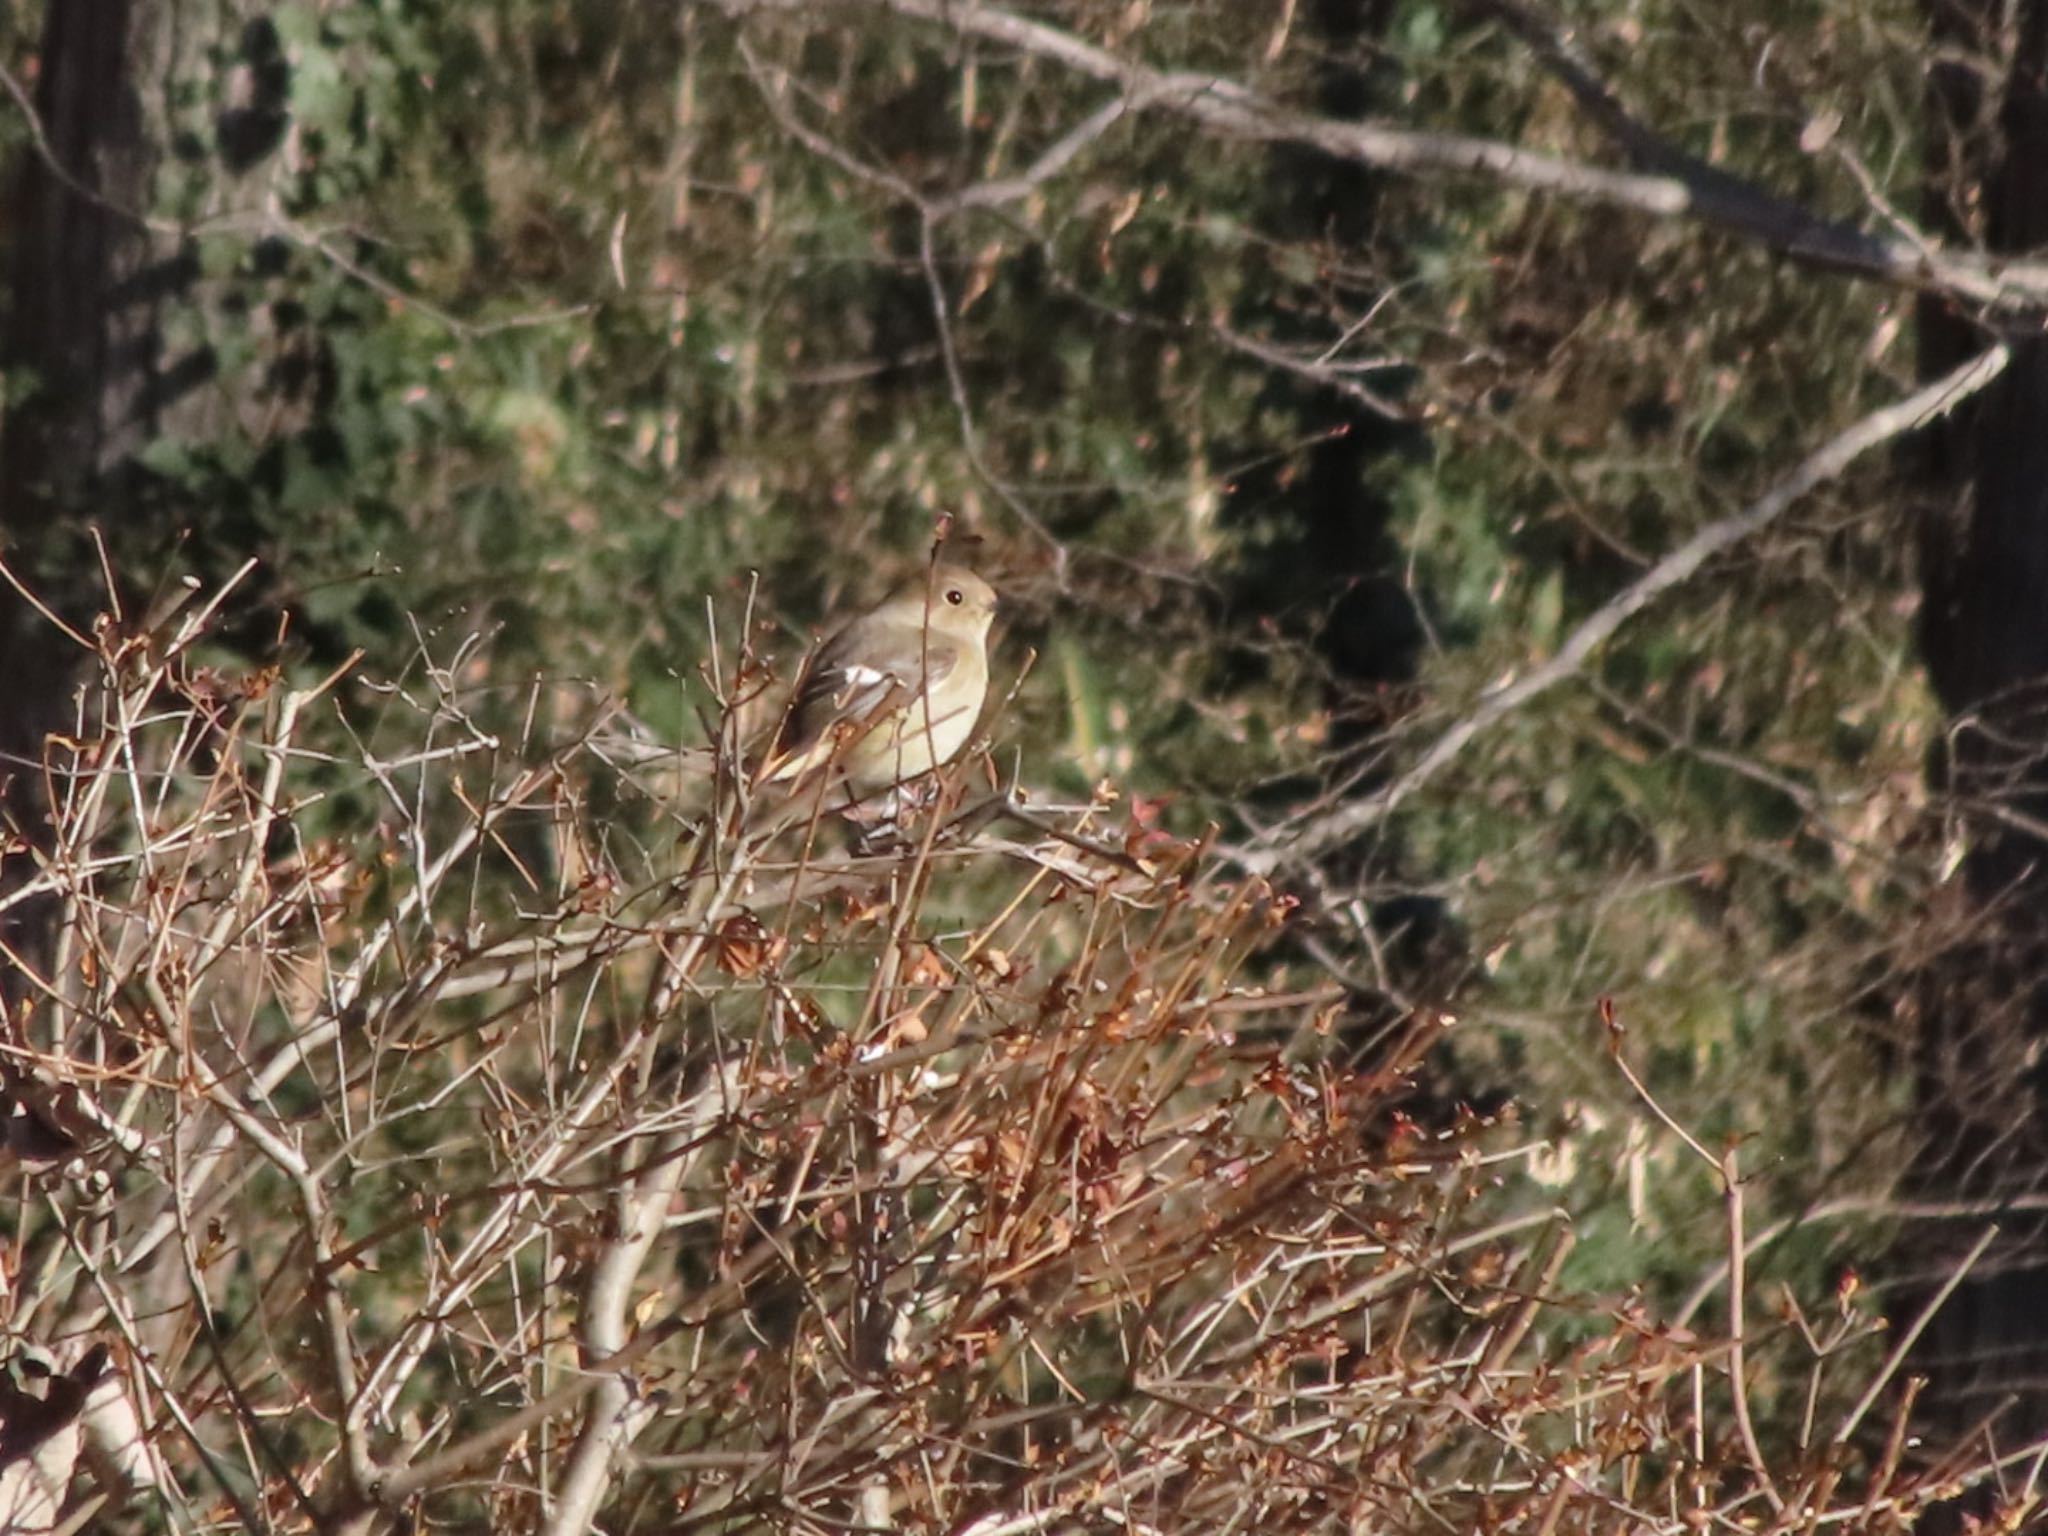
<box><xmin>763</xmin><ymin>563</ymin><xmax>999</xmax><ymax>806</ymax></box>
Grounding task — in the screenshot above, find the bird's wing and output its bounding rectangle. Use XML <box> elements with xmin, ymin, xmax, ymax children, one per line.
<box><xmin>767</xmin><ymin>623</ymin><xmax>963</xmax><ymax>778</ymax></box>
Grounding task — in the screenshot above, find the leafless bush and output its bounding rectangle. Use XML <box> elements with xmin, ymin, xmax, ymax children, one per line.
<box><xmin>0</xmin><ymin>567</ymin><xmax>2031</xmax><ymax>1534</ymax></box>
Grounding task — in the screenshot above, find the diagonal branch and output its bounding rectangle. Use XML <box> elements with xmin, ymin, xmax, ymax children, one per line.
<box><xmin>1243</xmin><ymin>342</ymin><xmax>2013</xmax><ymax>870</ymax></box>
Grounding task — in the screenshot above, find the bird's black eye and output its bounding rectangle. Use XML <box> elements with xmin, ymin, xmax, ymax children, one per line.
<box><xmin>945</xmin><ymin>588</ymin><xmax>965</xmax><ymax>606</ymax></box>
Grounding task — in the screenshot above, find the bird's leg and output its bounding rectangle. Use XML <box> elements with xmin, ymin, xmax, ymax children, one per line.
<box><xmin>838</xmin><ymin>777</ymin><xmax>945</xmax><ymax>855</ymax></box>
<box><xmin>839</xmin><ymin>787</ymin><xmax>906</xmax><ymax>856</ymax></box>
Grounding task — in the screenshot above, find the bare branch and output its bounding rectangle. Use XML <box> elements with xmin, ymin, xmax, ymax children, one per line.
<box><xmin>1245</xmin><ymin>342</ymin><xmax>2012</xmax><ymax>869</ymax></box>
<box><xmin>724</xmin><ymin>0</ymin><xmax>2048</xmax><ymax>318</ymax></box>
<box><xmin>0</xmin><ymin>558</ymin><xmax>2018</xmax><ymax>1534</ymax></box>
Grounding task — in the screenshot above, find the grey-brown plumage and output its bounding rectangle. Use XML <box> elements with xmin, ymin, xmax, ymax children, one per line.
<box><xmin>765</xmin><ymin>564</ymin><xmax>998</xmax><ymax>794</ymax></box>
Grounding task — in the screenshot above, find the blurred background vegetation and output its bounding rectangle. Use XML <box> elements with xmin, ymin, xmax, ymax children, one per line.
<box><xmin>7</xmin><ymin>0</ymin><xmax>2048</xmax><ymax>1501</ymax></box>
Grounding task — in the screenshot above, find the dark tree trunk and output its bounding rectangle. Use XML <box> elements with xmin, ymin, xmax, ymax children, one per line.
<box><xmin>3</xmin><ymin>0</ymin><xmax>156</xmax><ymax>510</ymax></box>
<box><xmin>1</xmin><ymin>0</ymin><xmax>254</xmax><ymax>1013</ymax></box>
<box><xmin>1908</xmin><ymin>0</ymin><xmax>2048</xmax><ymax>1460</ymax></box>
<box><xmin>1</xmin><ymin>0</ymin><xmax>164</xmax><ymax>995</ymax></box>
<box><xmin>1216</xmin><ymin>0</ymin><xmax>1475</xmax><ymax>1064</ymax></box>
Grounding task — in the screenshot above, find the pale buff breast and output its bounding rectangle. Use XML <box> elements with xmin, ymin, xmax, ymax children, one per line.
<box><xmin>839</xmin><ymin>650</ymin><xmax>988</xmax><ymax>790</ymax></box>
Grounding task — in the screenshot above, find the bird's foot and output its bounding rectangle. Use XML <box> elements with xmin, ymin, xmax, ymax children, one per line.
<box><xmin>840</xmin><ymin>777</ymin><xmax>946</xmax><ymax>853</ymax></box>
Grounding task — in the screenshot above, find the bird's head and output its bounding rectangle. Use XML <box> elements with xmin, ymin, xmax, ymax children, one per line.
<box><xmin>886</xmin><ymin>563</ymin><xmax>999</xmax><ymax>642</ymax></box>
